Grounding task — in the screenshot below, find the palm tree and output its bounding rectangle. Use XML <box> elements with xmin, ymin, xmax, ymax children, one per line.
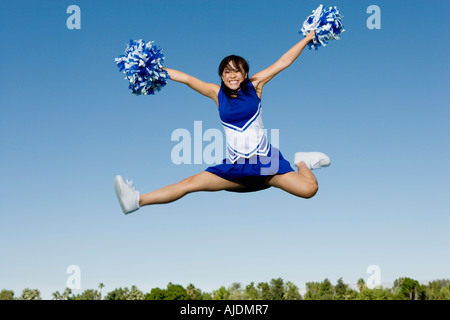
<box><xmin>62</xmin><ymin>288</ymin><xmax>73</xmax><ymax>300</ymax></box>
<box><xmin>186</xmin><ymin>284</ymin><xmax>197</xmax><ymax>300</ymax></box>
<box><xmin>52</xmin><ymin>291</ymin><xmax>62</xmax><ymax>300</ymax></box>
<box><xmin>98</xmin><ymin>283</ymin><xmax>105</xmax><ymax>300</ymax></box>
<box><xmin>357</xmin><ymin>278</ymin><xmax>366</xmax><ymax>292</ymax></box>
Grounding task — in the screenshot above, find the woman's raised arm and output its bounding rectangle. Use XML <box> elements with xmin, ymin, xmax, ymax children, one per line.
<box><xmin>251</xmin><ymin>30</ymin><xmax>315</xmax><ymax>93</ymax></box>
<box><xmin>163</xmin><ymin>68</ymin><xmax>220</xmax><ymax>106</ymax></box>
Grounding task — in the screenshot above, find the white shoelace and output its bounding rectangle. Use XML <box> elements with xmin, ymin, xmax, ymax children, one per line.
<box><xmin>125</xmin><ymin>178</ymin><xmax>140</xmax><ymax>209</ymax></box>
<box><xmin>125</xmin><ymin>178</ymin><xmax>137</xmax><ymax>192</ymax></box>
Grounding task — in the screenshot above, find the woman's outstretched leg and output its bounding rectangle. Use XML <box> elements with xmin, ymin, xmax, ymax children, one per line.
<box><xmin>265</xmin><ymin>151</ymin><xmax>331</xmax><ymax>199</ymax></box>
<box><xmin>139</xmin><ymin>171</ymin><xmax>245</xmax><ymax>206</ymax></box>
<box><xmin>265</xmin><ymin>161</ymin><xmax>319</xmax><ymax>199</ymax></box>
<box><xmin>115</xmin><ymin>172</ymin><xmax>245</xmax><ymax>214</ymax></box>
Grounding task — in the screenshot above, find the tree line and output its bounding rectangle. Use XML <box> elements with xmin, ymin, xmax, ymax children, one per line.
<box><xmin>1</xmin><ymin>277</ymin><xmax>449</xmax><ymax>300</ymax></box>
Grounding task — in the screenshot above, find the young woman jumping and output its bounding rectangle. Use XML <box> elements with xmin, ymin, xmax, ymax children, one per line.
<box><xmin>114</xmin><ymin>30</ymin><xmax>330</xmax><ymax>215</ymax></box>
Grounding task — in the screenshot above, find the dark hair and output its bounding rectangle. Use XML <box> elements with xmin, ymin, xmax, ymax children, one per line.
<box><xmin>218</xmin><ymin>55</ymin><xmax>251</xmax><ymax>98</ymax></box>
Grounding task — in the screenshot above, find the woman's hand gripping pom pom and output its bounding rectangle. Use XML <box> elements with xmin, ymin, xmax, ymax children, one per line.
<box><xmin>300</xmin><ymin>4</ymin><xmax>345</xmax><ymax>50</ymax></box>
<box><xmin>115</xmin><ymin>39</ymin><xmax>170</xmax><ymax>95</ymax></box>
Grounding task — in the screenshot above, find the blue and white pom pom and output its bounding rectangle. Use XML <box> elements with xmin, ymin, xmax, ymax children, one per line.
<box><xmin>300</xmin><ymin>4</ymin><xmax>344</xmax><ymax>50</ymax></box>
<box><xmin>115</xmin><ymin>39</ymin><xmax>170</xmax><ymax>95</ymax></box>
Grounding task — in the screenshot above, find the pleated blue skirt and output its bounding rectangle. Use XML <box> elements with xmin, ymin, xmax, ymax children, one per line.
<box><xmin>205</xmin><ymin>145</ymin><xmax>294</xmax><ymax>193</ymax></box>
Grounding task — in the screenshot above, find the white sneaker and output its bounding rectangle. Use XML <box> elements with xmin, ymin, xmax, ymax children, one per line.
<box><xmin>114</xmin><ymin>175</ymin><xmax>140</xmax><ymax>215</ymax></box>
<box><xmin>294</xmin><ymin>152</ymin><xmax>331</xmax><ymax>170</ymax></box>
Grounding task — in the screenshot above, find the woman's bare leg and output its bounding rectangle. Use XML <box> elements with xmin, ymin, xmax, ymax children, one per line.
<box><xmin>265</xmin><ymin>161</ymin><xmax>319</xmax><ymax>199</ymax></box>
<box><xmin>139</xmin><ymin>171</ymin><xmax>245</xmax><ymax>207</ymax></box>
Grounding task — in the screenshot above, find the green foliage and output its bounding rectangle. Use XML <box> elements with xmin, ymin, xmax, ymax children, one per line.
<box><xmin>53</xmin><ymin>286</ymin><xmax>103</xmax><ymax>300</ymax></box>
<box><xmin>359</xmin><ymin>287</ymin><xmax>396</xmax><ymax>300</ymax></box>
<box><xmin>425</xmin><ymin>279</ymin><xmax>450</xmax><ymax>300</ymax></box>
<box><xmin>357</xmin><ymin>278</ymin><xmax>366</xmax><ymax>292</ymax></box>
<box><xmin>304</xmin><ymin>278</ymin><xmax>334</xmax><ymax>300</ymax></box>
<box><xmin>269</xmin><ymin>278</ymin><xmax>285</xmax><ymax>300</ymax></box>
<box><xmin>303</xmin><ymin>281</ymin><xmax>319</xmax><ymax>300</ymax></box>
<box><xmin>284</xmin><ymin>282</ymin><xmax>303</xmax><ymax>300</ymax></box>
<box><xmin>19</xmin><ymin>288</ymin><xmax>41</xmax><ymax>300</ymax></box>
<box><xmin>102</xmin><ymin>284</ymin><xmax>144</xmax><ymax>300</ymax></box>
<box><xmin>257</xmin><ymin>282</ymin><xmax>271</xmax><ymax>300</ymax></box>
<box><xmin>72</xmin><ymin>289</ymin><xmax>101</xmax><ymax>300</ymax></box>
<box><xmin>146</xmin><ymin>287</ymin><xmax>166</xmax><ymax>300</ymax></box>
<box><xmin>186</xmin><ymin>283</ymin><xmax>203</xmax><ymax>300</ymax></box>
<box><xmin>5</xmin><ymin>277</ymin><xmax>450</xmax><ymax>300</ymax></box>
<box><xmin>164</xmin><ymin>283</ymin><xmax>190</xmax><ymax>300</ymax></box>
<box><xmin>105</xmin><ymin>287</ymin><xmax>129</xmax><ymax>300</ymax></box>
<box><xmin>0</xmin><ymin>289</ymin><xmax>15</xmax><ymax>300</ymax></box>
<box><xmin>228</xmin><ymin>282</ymin><xmax>247</xmax><ymax>300</ymax></box>
<box><xmin>344</xmin><ymin>288</ymin><xmax>359</xmax><ymax>300</ymax></box>
<box><xmin>98</xmin><ymin>283</ymin><xmax>105</xmax><ymax>300</ymax></box>
<box><xmin>334</xmin><ymin>278</ymin><xmax>348</xmax><ymax>300</ymax></box>
<box><xmin>393</xmin><ymin>277</ymin><xmax>426</xmax><ymax>300</ymax></box>
<box><xmin>127</xmin><ymin>285</ymin><xmax>145</xmax><ymax>300</ymax></box>
<box><xmin>145</xmin><ymin>283</ymin><xmax>190</xmax><ymax>300</ymax></box>
<box><xmin>334</xmin><ymin>277</ymin><xmax>358</xmax><ymax>300</ymax></box>
<box><xmin>209</xmin><ymin>278</ymin><xmax>304</xmax><ymax>300</ymax></box>
<box><xmin>244</xmin><ymin>282</ymin><xmax>259</xmax><ymax>300</ymax></box>
<box><xmin>319</xmin><ymin>278</ymin><xmax>334</xmax><ymax>300</ymax></box>
<box><xmin>212</xmin><ymin>286</ymin><xmax>230</xmax><ymax>300</ymax></box>
<box><xmin>200</xmin><ymin>292</ymin><xmax>213</xmax><ymax>300</ymax></box>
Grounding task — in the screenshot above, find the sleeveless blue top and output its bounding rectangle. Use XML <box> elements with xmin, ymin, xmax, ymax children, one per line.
<box><xmin>204</xmin><ymin>81</ymin><xmax>295</xmax><ymax>193</ymax></box>
<box><xmin>218</xmin><ymin>82</ymin><xmax>270</xmax><ymax>163</ymax></box>
<box><xmin>218</xmin><ymin>82</ymin><xmax>260</xmax><ymax>127</ymax></box>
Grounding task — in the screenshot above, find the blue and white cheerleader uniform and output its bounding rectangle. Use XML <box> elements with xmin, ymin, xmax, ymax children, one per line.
<box><xmin>205</xmin><ymin>82</ymin><xmax>294</xmax><ymax>192</ymax></box>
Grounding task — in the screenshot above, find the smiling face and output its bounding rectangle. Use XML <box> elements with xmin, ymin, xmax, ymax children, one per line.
<box><xmin>220</xmin><ymin>61</ymin><xmax>248</xmax><ymax>92</ymax></box>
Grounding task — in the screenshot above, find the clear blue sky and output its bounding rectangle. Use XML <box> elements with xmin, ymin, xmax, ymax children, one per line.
<box><xmin>1</xmin><ymin>0</ymin><xmax>449</xmax><ymax>299</ymax></box>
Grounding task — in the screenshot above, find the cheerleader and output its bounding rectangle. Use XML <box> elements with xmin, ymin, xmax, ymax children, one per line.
<box><xmin>114</xmin><ymin>30</ymin><xmax>330</xmax><ymax>215</ymax></box>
